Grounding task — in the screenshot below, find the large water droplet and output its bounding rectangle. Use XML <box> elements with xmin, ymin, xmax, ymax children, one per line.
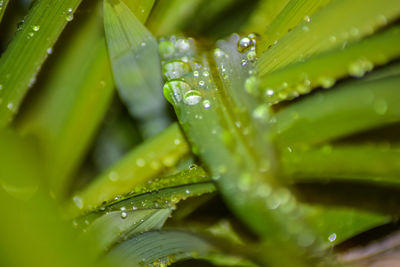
<box><xmin>176</xmin><ymin>39</ymin><xmax>190</xmax><ymax>52</ymax></box>
<box><xmin>163</xmin><ymin>80</ymin><xmax>191</xmax><ymax>105</ymax></box>
<box><xmin>32</xmin><ymin>25</ymin><xmax>40</xmax><ymax>32</ymax></box>
<box><xmin>183</xmin><ymin>90</ymin><xmax>202</xmax><ymax>105</ymax></box>
<box><xmin>159</xmin><ymin>40</ymin><xmax>175</xmax><ymax>58</ymax></box>
<box><xmin>162</xmin><ymin>60</ymin><xmax>191</xmax><ymax>80</ymax></box>
<box><xmin>237</xmin><ymin>37</ymin><xmax>253</xmax><ymax>53</ymax></box>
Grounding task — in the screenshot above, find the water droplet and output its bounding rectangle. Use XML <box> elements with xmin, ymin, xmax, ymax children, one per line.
<box><xmin>132</xmin><ymin>206</ymin><xmax>137</xmax><ymax>211</ymax></box>
<box><xmin>265</xmin><ymin>89</ymin><xmax>275</xmax><ymax>97</ymax></box>
<box><xmin>198</xmin><ymin>80</ymin><xmax>205</xmax><ymax>87</ymax></box>
<box><xmin>108</xmin><ymin>171</ymin><xmax>119</xmax><ymax>182</ymax></box>
<box><xmin>183</xmin><ymin>90</ymin><xmax>202</xmax><ymax>105</ymax></box>
<box><xmin>319</xmin><ymin>77</ymin><xmax>335</xmax><ymax>89</ymax></box>
<box><xmin>68</xmin><ymin>8</ymin><xmax>73</xmax><ymax>13</ymax></box>
<box><xmin>193</xmin><ymin>71</ymin><xmax>199</xmax><ymax>77</ymax></box>
<box><xmin>329</xmin><ymin>35</ymin><xmax>337</xmax><ymax>43</ymax></box>
<box><xmin>162</xmin><ymin>60</ymin><xmax>191</xmax><ymax>80</ymax></box>
<box><xmin>247</xmin><ymin>51</ymin><xmax>257</xmax><ymax>62</ymax></box>
<box><xmin>185</xmin><ymin>189</ymin><xmax>190</xmax><ymax>194</ymax></box>
<box><xmin>32</xmin><ymin>25</ymin><xmax>40</xmax><ymax>31</ymax></box>
<box><xmin>244</xmin><ymin>76</ymin><xmax>258</xmax><ymax>94</ymax></box>
<box><xmin>73</xmin><ymin>196</ymin><xmax>83</xmax><ymax>209</ymax></box>
<box><xmin>237</xmin><ymin>37</ymin><xmax>253</xmax><ymax>53</ymax></box>
<box><xmin>163</xmin><ymin>80</ymin><xmax>191</xmax><ymax>105</ymax></box>
<box><xmin>174</xmin><ymin>138</ymin><xmax>181</xmax><ymax>145</ymax></box>
<box><xmin>7</xmin><ymin>102</ymin><xmax>14</xmax><ymax>111</ymax></box>
<box><xmin>376</xmin><ymin>14</ymin><xmax>388</xmax><ymax>26</ymax></box>
<box><xmin>136</xmin><ymin>158</ymin><xmax>146</xmax><ymax>167</ymax></box>
<box><xmin>328</xmin><ymin>233</ymin><xmax>337</xmax><ymax>242</ymax></box>
<box><xmin>214</xmin><ymin>48</ymin><xmax>224</xmax><ymax>58</ymax></box>
<box><xmin>202</xmin><ymin>71</ymin><xmax>209</xmax><ymax>77</ymax></box>
<box><xmin>176</xmin><ymin>39</ymin><xmax>190</xmax><ymax>52</ymax></box>
<box><xmin>350</xmin><ymin>27</ymin><xmax>360</xmax><ymax>37</ymax></box>
<box><xmin>348</xmin><ymin>59</ymin><xmax>373</xmax><ymax>77</ymax></box>
<box><xmin>66</xmin><ymin>14</ymin><xmax>74</xmax><ymax>22</ymax></box>
<box><xmin>304</xmin><ymin>16</ymin><xmax>311</xmax><ymax>22</ymax></box>
<box><xmin>252</xmin><ymin>104</ymin><xmax>269</xmax><ymax>120</ymax></box>
<box><xmin>47</xmin><ymin>47</ymin><xmax>53</xmax><ymax>54</ymax></box>
<box><xmin>120</xmin><ymin>211</ymin><xmax>128</xmax><ymax>219</ymax></box>
<box><xmin>202</xmin><ymin>100</ymin><xmax>211</xmax><ymax>109</ymax></box>
<box><xmin>158</xmin><ymin>40</ymin><xmax>175</xmax><ymax>58</ymax></box>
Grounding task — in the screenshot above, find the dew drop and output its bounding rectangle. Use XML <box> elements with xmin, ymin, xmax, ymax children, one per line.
<box><xmin>304</xmin><ymin>16</ymin><xmax>311</xmax><ymax>22</ymax></box>
<box><xmin>162</xmin><ymin>60</ymin><xmax>191</xmax><ymax>80</ymax></box>
<box><xmin>158</xmin><ymin>40</ymin><xmax>175</xmax><ymax>58</ymax></box>
<box><xmin>193</xmin><ymin>71</ymin><xmax>199</xmax><ymax>77</ymax></box>
<box><xmin>7</xmin><ymin>102</ymin><xmax>14</xmax><ymax>111</ymax></box>
<box><xmin>244</xmin><ymin>76</ymin><xmax>258</xmax><ymax>94</ymax></box>
<box><xmin>65</xmin><ymin>14</ymin><xmax>74</xmax><ymax>22</ymax></box>
<box><xmin>183</xmin><ymin>90</ymin><xmax>202</xmax><ymax>105</ymax></box>
<box><xmin>108</xmin><ymin>171</ymin><xmax>119</xmax><ymax>182</ymax></box>
<box><xmin>73</xmin><ymin>196</ymin><xmax>83</xmax><ymax>209</ymax></box>
<box><xmin>198</xmin><ymin>80</ymin><xmax>205</xmax><ymax>87</ymax></box>
<box><xmin>120</xmin><ymin>211</ymin><xmax>128</xmax><ymax>219</ymax></box>
<box><xmin>202</xmin><ymin>100</ymin><xmax>211</xmax><ymax>109</ymax></box>
<box><xmin>252</xmin><ymin>104</ymin><xmax>269</xmax><ymax>120</ymax></box>
<box><xmin>214</xmin><ymin>48</ymin><xmax>224</xmax><ymax>58</ymax></box>
<box><xmin>136</xmin><ymin>158</ymin><xmax>146</xmax><ymax>167</ymax></box>
<box><xmin>319</xmin><ymin>77</ymin><xmax>335</xmax><ymax>89</ymax></box>
<box><xmin>176</xmin><ymin>39</ymin><xmax>190</xmax><ymax>52</ymax></box>
<box><xmin>348</xmin><ymin>59</ymin><xmax>373</xmax><ymax>77</ymax></box>
<box><xmin>265</xmin><ymin>89</ymin><xmax>275</xmax><ymax>97</ymax></box>
<box><xmin>47</xmin><ymin>47</ymin><xmax>53</xmax><ymax>54</ymax></box>
<box><xmin>32</xmin><ymin>25</ymin><xmax>40</xmax><ymax>32</ymax></box>
<box><xmin>328</xmin><ymin>233</ymin><xmax>337</xmax><ymax>242</ymax></box>
<box><xmin>247</xmin><ymin>51</ymin><xmax>257</xmax><ymax>62</ymax></box>
<box><xmin>163</xmin><ymin>80</ymin><xmax>191</xmax><ymax>105</ymax></box>
<box><xmin>237</xmin><ymin>37</ymin><xmax>253</xmax><ymax>53</ymax></box>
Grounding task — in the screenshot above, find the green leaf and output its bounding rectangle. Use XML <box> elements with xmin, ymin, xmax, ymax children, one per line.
<box><xmin>242</xmin><ymin>0</ymin><xmax>290</xmax><ymax>33</ymax></box>
<box><xmin>258</xmin><ymin>0</ymin><xmax>332</xmax><ymax>54</ymax></box>
<box><xmin>259</xmin><ymin>25</ymin><xmax>400</xmax><ymax>104</ymax></box>
<box><xmin>280</xmin><ymin>143</ymin><xmax>400</xmax><ymax>185</ymax></box>
<box><xmin>0</xmin><ymin>130</ymin><xmax>106</xmax><ymax>267</ymax></box>
<box><xmin>147</xmin><ymin>0</ymin><xmax>204</xmax><ymax>36</ymax></box>
<box><xmin>74</xmin><ymin>168</ymin><xmax>215</xmax><ymax>252</ymax></box>
<box><xmin>104</xmin><ymin>0</ymin><xmax>169</xmax><ymax>137</ymax></box>
<box><xmin>106</xmin><ymin>231</ymin><xmax>216</xmax><ymax>266</ymax></box>
<box><xmin>271</xmin><ymin>75</ymin><xmax>400</xmax><ymax>148</ymax></box>
<box><xmin>161</xmin><ymin>36</ymin><xmax>324</xmax><ymax>266</ymax></box>
<box><xmin>69</xmin><ymin>123</ymin><xmax>190</xmax><ymax>214</ymax></box>
<box><xmin>0</xmin><ymin>0</ymin><xmax>83</xmax><ymax>127</ymax></box>
<box><xmin>0</xmin><ymin>0</ymin><xmax>9</xmax><ymax>23</ymax></box>
<box><xmin>18</xmin><ymin>4</ymin><xmax>114</xmax><ymax>198</ymax></box>
<box><xmin>258</xmin><ymin>0</ymin><xmax>400</xmax><ymax>75</ymax></box>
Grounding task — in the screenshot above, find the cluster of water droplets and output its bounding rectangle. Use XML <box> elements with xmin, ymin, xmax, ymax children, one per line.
<box><xmin>159</xmin><ymin>36</ymin><xmax>213</xmax><ymax>110</ymax></box>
